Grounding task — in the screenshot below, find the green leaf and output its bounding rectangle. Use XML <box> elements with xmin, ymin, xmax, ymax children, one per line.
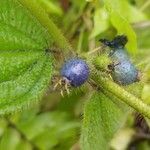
<box><xmin>0</xmin><ymin>0</ymin><xmax>53</xmax><ymax>115</ymax></box>
<box><xmin>18</xmin><ymin>0</ymin><xmax>73</xmax><ymax>52</ymax></box>
<box><xmin>90</xmin><ymin>8</ymin><xmax>109</xmax><ymax>38</ymax></box>
<box><xmin>0</xmin><ymin>0</ymin><xmax>53</xmax><ymax>50</ymax></box>
<box><xmin>15</xmin><ymin>111</ymin><xmax>80</xmax><ymax>150</ymax></box>
<box><xmin>104</xmin><ymin>0</ymin><xmax>138</xmax><ymax>54</ymax></box>
<box><xmin>142</xmin><ymin>84</ymin><xmax>150</xmax><ymax>105</ymax></box>
<box><xmin>80</xmin><ymin>92</ymin><xmax>128</xmax><ymax>150</ymax></box>
<box><xmin>16</xmin><ymin>141</ymin><xmax>32</xmax><ymax>150</ymax></box>
<box><xmin>104</xmin><ymin>0</ymin><xmax>147</xmax><ymax>23</ymax></box>
<box><xmin>128</xmin><ymin>5</ymin><xmax>147</xmax><ymax>23</ymax></box>
<box><xmin>37</xmin><ymin>0</ymin><xmax>63</xmax><ymax>16</ymax></box>
<box><xmin>0</xmin><ymin>128</ymin><xmax>20</xmax><ymax>150</ymax></box>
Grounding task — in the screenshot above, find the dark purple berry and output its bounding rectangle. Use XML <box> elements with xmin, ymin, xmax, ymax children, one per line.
<box><xmin>61</xmin><ymin>58</ymin><xmax>89</xmax><ymax>87</ymax></box>
<box><xmin>111</xmin><ymin>60</ymin><xmax>139</xmax><ymax>85</ymax></box>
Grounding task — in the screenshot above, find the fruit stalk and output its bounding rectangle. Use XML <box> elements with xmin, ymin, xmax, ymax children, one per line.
<box><xmin>18</xmin><ymin>0</ymin><xmax>73</xmax><ymax>54</ymax></box>
<box><xmin>20</xmin><ymin>0</ymin><xmax>150</xmax><ymax>119</ymax></box>
<box><xmin>91</xmin><ymin>72</ymin><xmax>150</xmax><ymax>119</ymax></box>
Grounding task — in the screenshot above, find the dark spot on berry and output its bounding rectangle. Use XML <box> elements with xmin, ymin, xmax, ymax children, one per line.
<box><xmin>108</xmin><ymin>64</ymin><xmax>115</xmax><ymax>71</ymax></box>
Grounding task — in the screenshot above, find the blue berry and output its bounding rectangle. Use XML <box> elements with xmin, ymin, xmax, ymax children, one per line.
<box><xmin>111</xmin><ymin>60</ymin><xmax>139</xmax><ymax>85</ymax></box>
<box><xmin>100</xmin><ymin>35</ymin><xmax>140</xmax><ymax>85</ymax></box>
<box><xmin>61</xmin><ymin>58</ymin><xmax>89</xmax><ymax>87</ymax></box>
<box><xmin>109</xmin><ymin>48</ymin><xmax>129</xmax><ymax>61</ymax></box>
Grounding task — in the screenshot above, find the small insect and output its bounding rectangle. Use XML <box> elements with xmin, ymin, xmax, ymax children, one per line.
<box><xmin>100</xmin><ymin>35</ymin><xmax>140</xmax><ymax>85</ymax></box>
<box><xmin>54</xmin><ymin>58</ymin><xmax>89</xmax><ymax>96</ymax></box>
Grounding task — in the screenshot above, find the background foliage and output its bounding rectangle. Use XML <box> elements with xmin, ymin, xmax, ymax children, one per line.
<box><xmin>0</xmin><ymin>0</ymin><xmax>150</xmax><ymax>150</ymax></box>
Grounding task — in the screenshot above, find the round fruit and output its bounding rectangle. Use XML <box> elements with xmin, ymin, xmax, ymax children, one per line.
<box><xmin>93</xmin><ymin>53</ymin><xmax>112</xmax><ymax>71</ymax></box>
<box><xmin>61</xmin><ymin>58</ymin><xmax>89</xmax><ymax>87</ymax></box>
<box><xmin>111</xmin><ymin>60</ymin><xmax>139</xmax><ymax>85</ymax></box>
<box><xmin>100</xmin><ymin>35</ymin><xmax>140</xmax><ymax>85</ymax></box>
<box><xmin>109</xmin><ymin>48</ymin><xmax>129</xmax><ymax>62</ymax></box>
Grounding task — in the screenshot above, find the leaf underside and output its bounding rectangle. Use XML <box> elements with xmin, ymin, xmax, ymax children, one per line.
<box><xmin>81</xmin><ymin>92</ymin><xmax>128</xmax><ymax>150</ymax></box>
<box><xmin>0</xmin><ymin>0</ymin><xmax>53</xmax><ymax>115</ymax></box>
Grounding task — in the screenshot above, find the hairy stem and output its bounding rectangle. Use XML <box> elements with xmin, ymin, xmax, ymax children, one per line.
<box><xmin>18</xmin><ymin>0</ymin><xmax>150</xmax><ymax>119</ymax></box>
<box><xmin>18</xmin><ymin>0</ymin><xmax>73</xmax><ymax>54</ymax></box>
<box><xmin>91</xmin><ymin>73</ymin><xmax>150</xmax><ymax>119</ymax></box>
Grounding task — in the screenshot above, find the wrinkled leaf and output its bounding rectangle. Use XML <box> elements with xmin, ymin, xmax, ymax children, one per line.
<box><xmin>81</xmin><ymin>92</ymin><xmax>128</xmax><ymax>150</ymax></box>
<box><xmin>0</xmin><ymin>0</ymin><xmax>53</xmax><ymax>115</ymax></box>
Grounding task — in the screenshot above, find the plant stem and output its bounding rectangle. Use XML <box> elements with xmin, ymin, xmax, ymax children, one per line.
<box><xmin>18</xmin><ymin>0</ymin><xmax>73</xmax><ymax>54</ymax></box>
<box><xmin>91</xmin><ymin>73</ymin><xmax>150</xmax><ymax>119</ymax></box>
<box><xmin>37</xmin><ymin>0</ymin><xmax>63</xmax><ymax>16</ymax></box>
<box><xmin>140</xmin><ymin>0</ymin><xmax>150</xmax><ymax>12</ymax></box>
<box><xmin>18</xmin><ymin>0</ymin><xmax>150</xmax><ymax>119</ymax></box>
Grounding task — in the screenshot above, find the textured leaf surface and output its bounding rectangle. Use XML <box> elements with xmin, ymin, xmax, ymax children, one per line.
<box><xmin>0</xmin><ymin>0</ymin><xmax>53</xmax><ymax>114</ymax></box>
<box><xmin>81</xmin><ymin>92</ymin><xmax>128</xmax><ymax>150</ymax></box>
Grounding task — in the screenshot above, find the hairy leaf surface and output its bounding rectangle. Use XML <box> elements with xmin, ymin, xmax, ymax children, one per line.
<box><xmin>81</xmin><ymin>92</ymin><xmax>128</xmax><ymax>150</ymax></box>
<box><xmin>0</xmin><ymin>0</ymin><xmax>53</xmax><ymax>114</ymax></box>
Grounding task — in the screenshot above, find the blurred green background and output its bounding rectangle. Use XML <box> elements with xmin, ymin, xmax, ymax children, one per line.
<box><xmin>0</xmin><ymin>0</ymin><xmax>150</xmax><ymax>150</ymax></box>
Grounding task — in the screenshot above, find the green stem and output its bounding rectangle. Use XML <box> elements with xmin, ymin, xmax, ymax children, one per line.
<box><xmin>91</xmin><ymin>73</ymin><xmax>150</xmax><ymax>119</ymax></box>
<box><xmin>37</xmin><ymin>0</ymin><xmax>63</xmax><ymax>16</ymax></box>
<box><xmin>140</xmin><ymin>0</ymin><xmax>150</xmax><ymax>12</ymax></box>
<box><xmin>18</xmin><ymin>0</ymin><xmax>73</xmax><ymax>54</ymax></box>
<box><xmin>18</xmin><ymin>0</ymin><xmax>150</xmax><ymax>118</ymax></box>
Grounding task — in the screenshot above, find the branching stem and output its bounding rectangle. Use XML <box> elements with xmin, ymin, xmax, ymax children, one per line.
<box><xmin>18</xmin><ymin>0</ymin><xmax>73</xmax><ymax>55</ymax></box>
<box><xmin>19</xmin><ymin>0</ymin><xmax>150</xmax><ymax>119</ymax></box>
<box><xmin>91</xmin><ymin>73</ymin><xmax>150</xmax><ymax>119</ymax></box>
